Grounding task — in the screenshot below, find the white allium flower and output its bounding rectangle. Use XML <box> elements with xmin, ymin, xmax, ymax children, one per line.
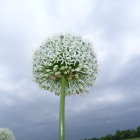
<box><xmin>32</xmin><ymin>34</ymin><xmax>98</xmax><ymax>96</ymax></box>
<box><xmin>0</xmin><ymin>128</ymin><xmax>15</xmax><ymax>140</ymax></box>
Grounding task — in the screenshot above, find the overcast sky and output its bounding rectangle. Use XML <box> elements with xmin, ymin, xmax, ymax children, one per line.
<box><xmin>0</xmin><ymin>0</ymin><xmax>140</xmax><ymax>140</ymax></box>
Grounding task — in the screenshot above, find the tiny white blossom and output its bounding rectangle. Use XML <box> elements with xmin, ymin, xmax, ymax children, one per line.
<box><xmin>32</xmin><ymin>34</ymin><xmax>98</xmax><ymax>96</ymax></box>
<box><xmin>0</xmin><ymin>128</ymin><xmax>15</xmax><ymax>140</ymax></box>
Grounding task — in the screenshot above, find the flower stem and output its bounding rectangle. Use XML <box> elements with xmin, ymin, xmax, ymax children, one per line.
<box><xmin>59</xmin><ymin>75</ymin><xmax>66</xmax><ymax>140</ymax></box>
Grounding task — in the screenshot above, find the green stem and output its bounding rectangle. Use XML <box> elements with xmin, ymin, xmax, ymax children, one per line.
<box><xmin>59</xmin><ymin>75</ymin><xmax>66</xmax><ymax>140</ymax></box>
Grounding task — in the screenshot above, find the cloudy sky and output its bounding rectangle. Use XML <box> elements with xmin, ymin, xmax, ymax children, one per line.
<box><xmin>0</xmin><ymin>0</ymin><xmax>140</xmax><ymax>140</ymax></box>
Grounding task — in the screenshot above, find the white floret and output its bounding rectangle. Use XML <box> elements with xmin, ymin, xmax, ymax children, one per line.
<box><xmin>32</xmin><ymin>34</ymin><xmax>98</xmax><ymax>96</ymax></box>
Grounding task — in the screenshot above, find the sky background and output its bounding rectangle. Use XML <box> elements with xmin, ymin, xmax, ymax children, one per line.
<box><xmin>0</xmin><ymin>0</ymin><xmax>140</xmax><ymax>140</ymax></box>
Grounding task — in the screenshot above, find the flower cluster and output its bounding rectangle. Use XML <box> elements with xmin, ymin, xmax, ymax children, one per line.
<box><xmin>0</xmin><ymin>128</ymin><xmax>15</xmax><ymax>140</ymax></box>
<box><xmin>32</xmin><ymin>34</ymin><xmax>98</xmax><ymax>96</ymax></box>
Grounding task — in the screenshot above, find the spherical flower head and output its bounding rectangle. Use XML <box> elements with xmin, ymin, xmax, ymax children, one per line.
<box><xmin>0</xmin><ymin>128</ymin><xmax>15</xmax><ymax>140</ymax></box>
<box><xmin>32</xmin><ymin>34</ymin><xmax>98</xmax><ymax>96</ymax></box>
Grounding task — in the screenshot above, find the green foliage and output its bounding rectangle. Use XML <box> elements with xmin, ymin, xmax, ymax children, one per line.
<box><xmin>124</xmin><ymin>138</ymin><xmax>140</xmax><ymax>140</ymax></box>
<box><xmin>81</xmin><ymin>125</ymin><xmax>140</xmax><ymax>140</ymax></box>
<box><xmin>137</xmin><ymin>126</ymin><xmax>140</xmax><ymax>137</ymax></box>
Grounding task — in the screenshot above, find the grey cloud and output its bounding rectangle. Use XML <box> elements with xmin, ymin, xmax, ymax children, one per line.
<box><xmin>0</xmin><ymin>0</ymin><xmax>140</xmax><ymax>140</ymax></box>
<box><xmin>114</xmin><ymin>55</ymin><xmax>140</xmax><ymax>90</ymax></box>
